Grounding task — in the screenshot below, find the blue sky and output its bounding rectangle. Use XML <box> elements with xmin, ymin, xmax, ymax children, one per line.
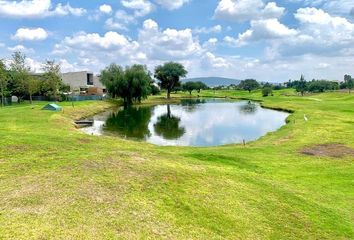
<box><xmin>0</xmin><ymin>0</ymin><xmax>354</xmax><ymax>82</ymax></box>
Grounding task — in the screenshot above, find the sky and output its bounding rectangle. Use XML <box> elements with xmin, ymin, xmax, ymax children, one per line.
<box><xmin>0</xmin><ymin>0</ymin><xmax>354</xmax><ymax>82</ymax></box>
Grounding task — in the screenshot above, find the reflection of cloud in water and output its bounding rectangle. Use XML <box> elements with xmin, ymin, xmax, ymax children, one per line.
<box><xmin>146</xmin><ymin>101</ymin><xmax>289</xmax><ymax>146</ymax></box>
<box><xmin>81</xmin><ymin>100</ymin><xmax>289</xmax><ymax>147</ymax></box>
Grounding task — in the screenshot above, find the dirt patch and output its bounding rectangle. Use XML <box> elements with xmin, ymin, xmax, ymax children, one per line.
<box><xmin>78</xmin><ymin>138</ymin><xmax>93</xmax><ymax>144</ymax></box>
<box><xmin>301</xmin><ymin>144</ymin><xmax>354</xmax><ymax>158</ymax></box>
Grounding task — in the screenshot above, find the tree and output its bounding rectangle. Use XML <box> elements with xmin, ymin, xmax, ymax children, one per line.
<box><xmin>154</xmin><ymin>62</ymin><xmax>188</xmax><ymax>99</ymax></box>
<box><xmin>239</xmin><ymin>79</ymin><xmax>260</xmax><ymax>93</ymax></box>
<box><xmin>9</xmin><ymin>52</ymin><xmax>30</xmax><ymax>102</ymax></box>
<box><xmin>183</xmin><ymin>81</ymin><xmax>197</xmax><ymax>95</ymax></box>
<box><xmin>262</xmin><ymin>87</ymin><xmax>273</xmax><ymax>97</ymax></box>
<box><xmin>0</xmin><ymin>60</ymin><xmax>8</xmax><ymax>107</ymax></box>
<box><xmin>41</xmin><ymin>60</ymin><xmax>62</xmax><ymax>100</ymax></box>
<box><xmin>195</xmin><ymin>81</ymin><xmax>208</xmax><ymax>93</ymax></box>
<box><xmin>344</xmin><ymin>74</ymin><xmax>353</xmax><ymax>94</ymax></box>
<box><xmin>100</xmin><ymin>64</ymin><xmax>151</xmax><ymax>105</ymax></box>
<box><xmin>27</xmin><ymin>77</ymin><xmax>40</xmax><ymax>104</ymax></box>
<box><xmin>296</xmin><ymin>74</ymin><xmax>307</xmax><ymax>96</ymax></box>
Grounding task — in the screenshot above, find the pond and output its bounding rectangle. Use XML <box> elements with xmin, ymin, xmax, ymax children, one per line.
<box><xmin>80</xmin><ymin>99</ymin><xmax>289</xmax><ymax>147</ymax></box>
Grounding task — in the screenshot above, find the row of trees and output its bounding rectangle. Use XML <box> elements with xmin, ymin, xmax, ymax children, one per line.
<box><xmin>182</xmin><ymin>81</ymin><xmax>208</xmax><ymax>95</ymax></box>
<box><xmin>287</xmin><ymin>74</ymin><xmax>353</xmax><ymax>96</ymax></box>
<box><xmin>100</xmin><ymin>62</ymin><xmax>188</xmax><ymax>105</ymax></box>
<box><xmin>0</xmin><ymin>52</ymin><xmax>64</xmax><ymax>106</ymax></box>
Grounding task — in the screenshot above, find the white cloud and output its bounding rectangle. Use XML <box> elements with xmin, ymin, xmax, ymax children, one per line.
<box><xmin>121</xmin><ymin>0</ymin><xmax>154</xmax><ymax>17</ymax></box>
<box><xmin>202</xmin><ymin>52</ymin><xmax>232</xmax><ymax>69</ymax></box>
<box><xmin>7</xmin><ymin>44</ymin><xmax>34</xmax><ymax>53</ymax></box>
<box><xmin>99</xmin><ymin>4</ymin><xmax>112</xmax><ymax>14</ymax></box>
<box><xmin>138</xmin><ymin>19</ymin><xmax>202</xmax><ymax>60</ymax></box>
<box><xmin>194</xmin><ymin>25</ymin><xmax>222</xmax><ymax>34</ymax></box>
<box><xmin>203</xmin><ymin>38</ymin><xmax>218</xmax><ymax>48</ymax></box>
<box><xmin>12</xmin><ymin>27</ymin><xmax>48</xmax><ymax>41</ymax></box>
<box><xmin>214</xmin><ymin>0</ymin><xmax>285</xmax><ymax>22</ymax></box>
<box><xmin>229</xmin><ymin>19</ymin><xmax>298</xmax><ymax>46</ymax></box>
<box><xmin>0</xmin><ymin>0</ymin><xmax>86</xmax><ymax>18</ymax></box>
<box><xmin>63</xmin><ymin>31</ymin><xmax>138</xmax><ymax>51</ymax></box>
<box><xmin>105</xmin><ymin>10</ymin><xmax>136</xmax><ymax>30</ymax></box>
<box><xmin>154</xmin><ymin>0</ymin><xmax>190</xmax><ymax>10</ymax></box>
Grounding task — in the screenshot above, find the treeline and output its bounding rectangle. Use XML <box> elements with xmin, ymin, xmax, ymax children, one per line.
<box><xmin>287</xmin><ymin>74</ymin><xmax>354</xmax><ymax>95</ymax></box>
<box><xmin>0</xmin><ymin>52</ymin><xmax>66</xmax><ymax>106</ymax></box>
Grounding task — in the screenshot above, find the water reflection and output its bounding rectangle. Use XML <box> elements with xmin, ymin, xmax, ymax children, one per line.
<box><xmin>81</xmin><ymin>99</ymin><xmax>289</xmax><ymax>147</ymax></box>
<box><xmin>239</xmin><ymin>101</ymin><xmax>258</xmax><ymax>114</ymax></box>
<box><xmin>154</xmin><ymin>105</ymin><xmax>185</xmax><ymax>140</ymax></box>
<box><xmin>104</xmin><ymin>106</ymin><xmax>152</xmax><ymax>139</ymax></box>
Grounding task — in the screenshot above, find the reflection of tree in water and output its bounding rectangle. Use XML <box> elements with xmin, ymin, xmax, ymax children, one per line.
<box><xmin>154</xmin><ymin>105</ymin><xmax>185</xmax><ymax>140</ymax></box>
<box><xmin>239</xmin><ymin>101</ymin><xmax>258</xmax><ymax>114</ymax></box>
<box><xmin>181</xmin><ymin>99</ymin><xmax>206</xmax><ymax>113</ymax></box>
<box><xmin>104</xmin><ymin>106</ymin><xmax>152</xmax><ymax>139</ymax></box>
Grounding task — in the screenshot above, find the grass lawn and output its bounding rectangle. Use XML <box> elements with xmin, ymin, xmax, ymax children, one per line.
<box><xmin>0</xmin><ymin>89</ymin><xmax>353</xmax><ymax>239</ymax></box>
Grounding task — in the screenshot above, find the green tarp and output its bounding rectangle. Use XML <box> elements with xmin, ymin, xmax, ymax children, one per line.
<box><xmin>42</xmin><ymin>103</ymin><xmax>62</xmax><ymax>111</ymax></box>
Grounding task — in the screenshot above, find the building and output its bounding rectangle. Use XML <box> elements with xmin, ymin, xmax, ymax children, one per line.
<box><xmin>61</xmin><ymin>71</ymin><xmax>105</xmax><ymax>94</ymax></box>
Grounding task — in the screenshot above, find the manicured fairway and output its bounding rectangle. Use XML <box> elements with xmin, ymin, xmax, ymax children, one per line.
<box><xmin>0</xmin><ymin>90</ymin><xmax>353</xmax><ymax>239</ymax></box>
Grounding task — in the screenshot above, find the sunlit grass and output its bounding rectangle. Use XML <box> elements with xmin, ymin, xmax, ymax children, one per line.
<box><xmin>0</xmin><ymin>90</ymin><xmax>353</xmax><ymax>239</ymax></box>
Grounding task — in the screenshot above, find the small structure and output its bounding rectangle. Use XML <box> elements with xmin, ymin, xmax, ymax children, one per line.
<box><xmin>42</xmin><ymin>103</ymin><xmax>62</xmax><ymax>111</ymax></box>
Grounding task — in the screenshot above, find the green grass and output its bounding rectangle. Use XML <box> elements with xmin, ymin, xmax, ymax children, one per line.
<box><xmin>0</xmin><ymin>90</ymin><xmax>353</xmax><ymax>239</ymax></box>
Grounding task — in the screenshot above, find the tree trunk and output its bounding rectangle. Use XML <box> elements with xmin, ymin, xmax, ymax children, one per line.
<box><xmin>30</xmin><ymin>94</ymin><xmax>33</xmax><ymax>104</ymax></box>
<box><xmin>167</xmin><ymin>90</ymin><xmax>171</xmax><ymax>99</ymax></box>
<box><xmin>1</xmin><ymin>88</ymin><xmax>4</xmax><ymax>107</ymax></box>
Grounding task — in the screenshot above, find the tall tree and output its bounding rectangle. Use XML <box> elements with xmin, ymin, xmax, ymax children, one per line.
<box><xmin>100</xmin><ymin>64</ymin><xmax>151</xmax><ymax>106</ymax></box>
<box><xmin>296</xmin><ymin>74</ymin><xmax>307</xmax><ymax>96</ymax></box>
<box><xmin>154</xmin><ymin>62</ymin><xmax>188</xmax><ymax>99</ymax></box>
<box><xmin>0</xmin><ymin>60</ymin><xmax>8</xmax><ymax>107</ymax></box>
<box><xmin>344</xmin><ymin>74</ymin><xmax>353</xmax><ymax>94</ymax></box>
<box><xmin>27</xmin><ymin>77</ymin><xmax>40</xmax><ymax>104</ymax></box>
<box><xmin>239</xmin><ymin>79</ymin><xmax>260</xmax><ymax>93</ymax></box>
<box><xmin>9</xmin><ymin>52</ymin><xmax>30</xmax><ymax>102</ymax></box>
<box><xmin>41</xmin><ymin>60</ymin><xmax>62</xmax><ymax>100</ymax></box>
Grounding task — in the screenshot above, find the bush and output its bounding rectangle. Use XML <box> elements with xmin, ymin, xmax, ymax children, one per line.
<box><xmin>150</xmin><ymin>85</ymin><xmax>161</xmax><ymax>95</ymax></box>
<box><xmin>262</xmin><ymin>87</ymin><xmax>273</xmax><ymax>97</ymax></box>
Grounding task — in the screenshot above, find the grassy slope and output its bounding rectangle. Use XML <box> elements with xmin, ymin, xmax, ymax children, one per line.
<box><xmin>0</xmin><ymin>90</ymin><xmax>353</xmax><ymax>239</ymax></box>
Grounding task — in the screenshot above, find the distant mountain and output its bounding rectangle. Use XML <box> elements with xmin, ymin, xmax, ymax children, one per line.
<box><xmin>182</xmin><ymin>77</ymin><xmax>241</xmax><ymax>87</ymax></box>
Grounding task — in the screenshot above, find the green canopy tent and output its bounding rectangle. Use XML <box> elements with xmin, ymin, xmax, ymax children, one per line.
<box><xmin>42</xmin><ymin>103</ymin><xmax>62</xmax><ymax>111</ymax></box>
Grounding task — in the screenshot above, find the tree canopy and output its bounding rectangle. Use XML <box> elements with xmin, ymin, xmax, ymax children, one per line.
<box><xmin>100</xmin><ymin>64</ymin><xmax>152</xmax><ymax>105</ymax></box>
<box><xmin>154</xmin><ymin>62</ymin><xmax>188</xmax><ymax>99</ymax></box>
<box><xmin>239</xmin><ymin>79</ymin><xmax>260</xmax><ymax>93</ymax></box>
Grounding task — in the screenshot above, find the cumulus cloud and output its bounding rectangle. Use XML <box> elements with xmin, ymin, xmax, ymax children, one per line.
<box><xmin>226</xmin><ymin>19</ymin><xmax>297</xmax><ymax>46</ymax></box>
<box><xmin>202</xmin><ymin>52</ymin><xmax>232</xmax><ymax>68</ymax></box>
<box><xmin>7</xmin><ymin>44</ymin><xmax>34</xmax><ymax>53</ymax></box>
<box><xmin>122</xmin><ymin>0</ymin><xmax>155</xmax><ymax>17</ymax></box>
<box><xmin>63</xmin><ymin>31</ymin><xmax>139</xmax><ymax>52</ymax></box>
<box><xmin>138</xmin><ymin>19</ymin><xmax>202</xmax><ymax>60</ymax></box>
<box><xmin>105</xmin><ymin>10</ymin><xmax>136</xmax><ymax>30</ymax></box>
<box><xmin>99</xmin><ymin>4</ymin><xmax>112</xmax><ymax>14</ymax></box>
<box><xmin>0</xmin><ymin>0</ymin><xmax>86</xmax><ymax>18</ymax></box>
<box><xmin>154</xmin><ymin>0</ymin><xmax>190</xmax><ymax>10</ymax></box>
<box><xmin>214</xmin><ymin>0</ymin><xmax>285</xmax><ymax>22</ymax></box>
<box><xmin>194</xmin><ymin>25</ymin><xmax>222</xmax><ymax>34</ymax></box>
<box><xmin>12</xmin><ymin>27</ymin><xmax>48</xmax><ymax>41</ymax></box>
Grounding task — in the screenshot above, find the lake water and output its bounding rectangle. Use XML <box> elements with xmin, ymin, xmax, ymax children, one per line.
<box><xmin>80</xmin><ymin>99</ymin><xmax>289</xmax><ymax>147</ymax></box>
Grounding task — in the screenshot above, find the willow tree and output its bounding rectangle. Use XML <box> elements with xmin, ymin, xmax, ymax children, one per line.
<box><xmin>100</xmin><ymin>64</ymin><xmax>152</xmax><ymax>106</ymax></box>
<box><xmin>154</xmin><ymin>62</ymin><xmax>188</xmax><ymax>99</ymax></box>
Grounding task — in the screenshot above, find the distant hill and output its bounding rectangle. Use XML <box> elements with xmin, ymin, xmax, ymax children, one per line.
<box><xmin>182</xmin><ymin>77</ymin><xmax>241</xmax><ymax>87</ymax></box>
